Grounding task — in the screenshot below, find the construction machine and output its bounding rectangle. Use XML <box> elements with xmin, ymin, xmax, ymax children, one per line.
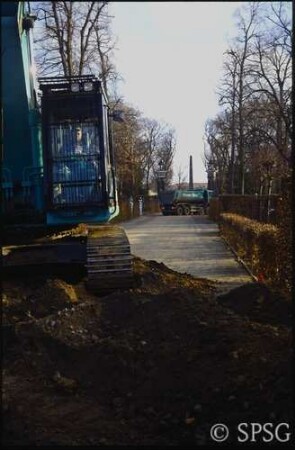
<box><xmin>1</xmin><ymin>2</ymin><xmax>133</xmax><ymax>292</ymax></box>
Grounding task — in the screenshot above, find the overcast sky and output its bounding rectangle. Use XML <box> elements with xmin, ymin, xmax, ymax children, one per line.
<box><xmin>109</xmin><ymin>1</ymin><xmax>244</xmax><ymax>184</ymax></box>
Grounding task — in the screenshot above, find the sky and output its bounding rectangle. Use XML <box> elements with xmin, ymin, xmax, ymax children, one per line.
<box><xmin>109</xmin><ymin>1</ymin><xmax>244</xmax><ymax>184</ymax></box>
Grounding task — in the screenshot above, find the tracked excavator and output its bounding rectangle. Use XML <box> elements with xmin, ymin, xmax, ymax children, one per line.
<box><xmin>1</xmin><ymin>2</ymin><xmax>133</xmax><ymax>292</ymax></box>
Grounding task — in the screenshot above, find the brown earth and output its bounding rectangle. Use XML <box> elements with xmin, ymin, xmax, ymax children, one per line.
<box><xmin>2</xmin><ymin>248</ymin><xmax>293</xmax><ymax>446</ymax></box>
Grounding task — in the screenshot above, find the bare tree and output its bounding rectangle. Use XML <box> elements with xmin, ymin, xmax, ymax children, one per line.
<box><xmin>249</xmin><ymin>30</ymin><xmax>292</xmax><ymax>164</ymax></box>
<box><xmin>265</xmin><ymin>1</ymin><xmax>292</xmax><ymax>56</ymax></box>
<box><xmin>247</xmin><ymin>144</ymin><xmax>285</xmax><ymax>195</ymax></box>
<box><xmin>111</xmin><ymin>102</ymin><xmax>144</xmax><ymax>198</ymax></box>
<box><xmin>204</xmin><ymin>114</ymin><xmax>231</xmax><ymax>194</ymax></box>
<box><xmin>111</xmin><ymin>103</ymin><xmax>176</xmax><ymax>198</ymax></box>
<box><xmin>155</xmin><ymin>126</ymin><xmax>176</xmax><ymax>189</ymax></box>
<box><xmin>218</xmin><ymin>49</ymin><xmax>239</xmax><ymax>193</ymax></box>
<box><xmin>233</xmin><ymin>2</ymin><xmax>260</xmax><ymax>194</ymax></box>
<box><xmin>31</xmin><ymin>1</ymin><xmax>117</xmax><ymax>96</ymax></box>
<box><xmin>205</xmin><ymin>1</ymin><xmax>291</xmax><ymax>195</ymax></box>
<box><xmin>140</xmin><ymin>118</ymin><xmax>163</xmax><ymax>193</ymax></box>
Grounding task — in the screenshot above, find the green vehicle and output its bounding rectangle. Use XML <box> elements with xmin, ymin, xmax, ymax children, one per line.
<box><xmin>159</xmin><ymin>189</ymin><xmax>213</xmax><ymax>216</ymax></box>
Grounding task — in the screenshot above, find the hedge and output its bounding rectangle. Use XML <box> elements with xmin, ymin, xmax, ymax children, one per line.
<box><xmin>219</xmin><ymin>213</ymin><xmax>285</xmax><ymax>289</ymax></box>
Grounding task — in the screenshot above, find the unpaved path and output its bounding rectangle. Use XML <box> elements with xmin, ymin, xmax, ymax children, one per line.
<box><xmin>123</xmin><ymin>214</ymin><xmax>252</xmax><ymax>291</ymax></box>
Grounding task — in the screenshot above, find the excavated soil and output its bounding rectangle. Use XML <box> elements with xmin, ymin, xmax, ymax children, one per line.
<box><xmin>2</xmin><ymin>251</ymin><xmax>293</xmax><ymax>446</ymax></box>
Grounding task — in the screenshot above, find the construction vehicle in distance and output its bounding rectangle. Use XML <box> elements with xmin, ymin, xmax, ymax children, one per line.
<box><xmin>159</xmin><ymin>189</ymin><xmax>214</xmax><ymax>216</ymax></box>
<box><xmin>1</xmin><ymin>2</ymin><xmax>133</xmax><ymax>292</ymax></box>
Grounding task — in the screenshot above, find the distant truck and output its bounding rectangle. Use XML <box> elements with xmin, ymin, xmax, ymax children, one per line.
<box><xmin>159</xmin><ymin>189</ymin><xmax>214</xmax><ymax>216</ymax></box>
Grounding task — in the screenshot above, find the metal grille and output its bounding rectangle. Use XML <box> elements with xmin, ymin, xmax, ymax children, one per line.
<box><xmin>49</xmin><ymin>122</ymin><xmax>103</xmax><ymax>206</ymax></box>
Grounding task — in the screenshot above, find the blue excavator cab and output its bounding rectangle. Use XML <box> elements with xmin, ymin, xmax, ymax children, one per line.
<box><xmin>39</xmin><ymin>76</ymin><xmax>119</xmax><ymax>225</ymax></box>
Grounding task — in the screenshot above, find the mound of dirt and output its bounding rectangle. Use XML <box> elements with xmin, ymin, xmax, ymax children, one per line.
<box><xmin>2</xmin><ymin>257</ymin><xmax>293</xmax><ymax>446</ymax></box>
<box><xmin>216</xmin><ymin>282</ymin><xmax>292</xmax><ymax>328</ymax></box>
